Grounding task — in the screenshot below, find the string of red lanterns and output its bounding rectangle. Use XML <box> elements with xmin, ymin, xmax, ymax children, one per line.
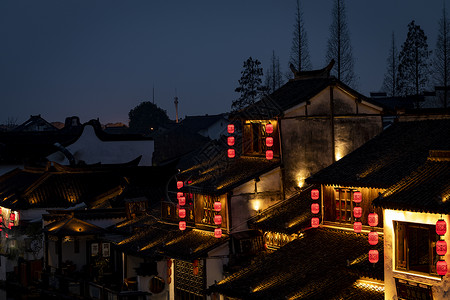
<box><xmin>436</xmin><ymin>219</ymin><xmax>448</xmax><ymax>276</ymax></box>
<box><xmin>368</xmin><ymin>211</ymin><xmax>379</xmax><ymax>264</ymax></box>
<box><xmin>177</xmin><ymin>180</ymin><xmax>186</xmax><ymax>231</ymax></box>
<box><xmin>311</xmin><ymin>189</ymin><xmax>320</xmax><ymax>228</ymax></box>
<box><xmin>214</xmin><ymin>200</ymin><xmax>222</xmax><ymax>238</ymax></box>
<box><xmin>353</xmin><ymin>191</ymin><xmax>362</xmax><ymax>233</ymax></box>
<box><xmin>265</xmin><ymin>123</ymin><xmax>273</xmax><ymax>160</ymax></box>
<box><xmin>227</xmin><ymin>124</ymin><xmax>235</xmax><ymax>158</ymax></box>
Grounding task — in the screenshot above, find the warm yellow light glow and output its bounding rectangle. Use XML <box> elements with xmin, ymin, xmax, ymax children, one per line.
<box><xmin>297</xmin><ymin>177</ymin><xmax>305</xmax><ymax>188</ymax></box>
<box><xmin>354</xmin><ymin>279</ymin><xmax>384</xmax><ymax>292</ymax></box>
<box><xmin>335</xmin><ymin>151</ymin><xmax>343</xmax><ymax>161</ymax></box>
<box><xmin>252</xmin><ymin>200</ymin><xmax>261</xmax><ymax>212</ymax></box>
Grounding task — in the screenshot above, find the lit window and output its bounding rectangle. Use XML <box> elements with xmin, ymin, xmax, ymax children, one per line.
<box><xmin>395</xmin><ymin>222</ymin><xmax>439</xmax><ymax>275</ymax></box>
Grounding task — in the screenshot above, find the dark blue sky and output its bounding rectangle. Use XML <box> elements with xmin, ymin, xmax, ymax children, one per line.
<box><xmin>0</xmin><ymin>0</ymin><xmax>443</xmax><ymax>124</ymax></box>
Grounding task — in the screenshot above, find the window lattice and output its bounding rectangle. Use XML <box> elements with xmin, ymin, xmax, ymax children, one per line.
<box><xmin>174</xmin><ymin>259</ymin><xmax>205</xmax><ymax>297</ymax></box>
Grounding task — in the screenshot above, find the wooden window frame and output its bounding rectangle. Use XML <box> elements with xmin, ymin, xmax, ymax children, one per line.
<box><xmin>395</xmin><ymin>221</ymin><xmax>438</xmax><ymax>276</ymax></box>
<box><xmin>334</xmin><ymin>188</ymin><xmax>355</xmax><ymax>224</ymax></box>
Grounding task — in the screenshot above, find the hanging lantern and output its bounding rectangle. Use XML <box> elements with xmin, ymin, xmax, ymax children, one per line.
<box><xmin>9</xmin><ymin>222</ymin><xmax>13</xmax><ymax>229</ymax></box>
<box><xmin>266</xmin><ymin>150</ymin><xmax>273</xmax><ymax>160</ymax></box>
<box><xmin>353</xmin><ymin>191</ymin><xmax>362</xmax><ymax>203</ymax></box>
<box><xmin>177</xmin><ymin>192</ymin><xmax>184</xmax><ymax>199</ymax></box>
<box><xmin>214</xmin><ymin>215</ymin><xmax>222</xmax><ymax>225</ymax></box>
<box><xmin>266</xmin><ymin>137</ymin><xmax>273</xmax><ymax>147</ymax></box>
<box><xmin>179</xmin><ymin>221</ymin><xmax>186</xmax><ymax>231</ymax></box>
<box><xmin>10</xmin><ymin>213</ymin><xmax>15</xmax><ymax>221</ymax></box>
<box><xmin>193</xmin><ymin>259</ymin><xmax>199</xmax><ymax>267</ymax></box>
<box><xmin>5</xmin><ymin>233</ymin><xmax>8</xmax><ymax>238</ymax></box>
<box><xmin>227</xmin><ymin>124</ymin><xmax>234</xmax><ymax>134</ymax></box>
<box><xmin>437</xmin><ymin>240</ymin><xmax>448</xmax><ymax>256</ymax></box>
<box><xmin>353</xmin><ymin>207</ymin><xmax>362</xmax><ymax>219</ymax></box>
<box><xmin>227</xmin><ymin>136</ymin><xmax>235</xmax><ymax>146</ymax></box>
<box><xmin>369</xmin><ymin>249</ymin><xmax>379</xmax><ymax>263</ymax></box>
<box><xmin>368</xmin><ymin>231</ymin><xmax>379</xmax><ymax>245</ymax></box>
<box><xmin>179</xmin><ymin>209</ymin><xmax>186</xmax><ymax>219</ymax></box>
<box><xmin>177</xmin><ymin>181</ymin><xmax>183</xmax><ymax>189</ymax></box>
<box><xmin>311</xmin><ymin>189</ymin><xmax>320</xmax><ymax>200</ymax></box>
<box><xmin>214</xmin><ymin>201</ymin><xmax>222</xmax><ymax>212</ymax></box>
<box><xmin>178</xmin><ymin>197</ymin><xmax>186</xmax><ymax>206</ymax></box>
<box><xmin>437</xmin><ymin>260</ymin><xmax>448</xmax><ymax>276</ymax></box>
<box><xmin>353</xmin><ymin>222</ymin><xmax>362</xmax><ymax>233</ymax></box>
<box><xmin>193</xmin><ymin>266</ymin><xmax>199</xmax><ymax>275</ymax></box>
<box><xmin>214</xmin><ymin>228</ymin><xmax>222</xmax><ymax>238</ymax></box>
<box><xmin>228</xmin><ymin>148</ymin><xmax>235</xmax><ymax>158</ymax></box>
<box><xmin>311</xmin><ymin>217</ymin><xmax>320</xmax><ymax>228</ymax></box>
<box><xmin>368</xmin><ymin>213</ymin><xmax>379</xmax><ymax>227</ymax></box>
<box><xmin>436</xmin><ymin>219</ymin><xmax>447</xmax><ymax>236</ymax></box>
<box><xmin>265</xmin><ymin>123</ymin><xmax>273</xmax><ymax>134</ymax></box>
<box><xmin>311</xmin><ymin>203</ymin><xmax>320</xmax><ymax>214</ymax></box>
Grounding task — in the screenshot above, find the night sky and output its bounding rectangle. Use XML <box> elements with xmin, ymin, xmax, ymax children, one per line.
<box><xmin>0</xmin><ymin>0</ymin><xmax>443</xmax><ymax>125</ymax></box>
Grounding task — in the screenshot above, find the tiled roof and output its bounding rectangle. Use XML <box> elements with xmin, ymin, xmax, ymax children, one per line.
<box><xmin>0</xmin><ymin>164</ymin><xmax>176</xmax><ymax>210</ymax></box>
<box><xmin>181</xmin><ymin>154</ymin><xmax>280</xmax><ymax>195</ymax></box>
<box><xmin>233</xmin><ymin>77</ymin><xmax>374</xmax><ymax>120</ymax></box>
<box><xmin>44</xmin><ymin>217</ymin><xmax>106</xmax><ymax>236</ymax></box>
<box><xmin>372</xmin><ymin>159</ymin><xmax>450</xmax><ymax>213</ymax></box>
<box><xmin>249</xmin><ymin>185</ymin><xmax>317</xmax><ymax>235</ymax></box>
<box><xmin>209</xmin><ymin>228</ymin><xmax>384</xmax><ymax>300</ymax></box>
<box><xmin>113</xmin><ymin>220</ymin><xmax>228</xmax><ymax>261</ymax></box>
<box><xmin>307</xmin><ymin>119</ymin><xmax>450</xmax><ymax>188</ymax></box>
<box><xmin>181</xmin><ymin>114</ymin><xmax>227</xmax><ymax>134</ymax></box>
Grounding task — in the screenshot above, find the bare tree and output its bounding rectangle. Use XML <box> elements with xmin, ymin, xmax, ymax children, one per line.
<box><xmin>397</xmin><ymin>20</ymin><xmax>431</xmax><ymax>105</ymax></box>
<box><xmin>265</xmin><ymin>50</ymin><xmax>284</xmax><ymax>94</ymax></box>
<box><xmin>289</xmin><ymin>0</ymin><xmax>312</xmax><ymax>74</ymax></box>
<box><xmin>325</xmin><ymin>0</ymin><xmax>357</xmax><ymax>86</ymax></box>
<box><xmin>433</xmin><ymin>2</ymin><xmax>450</xmax><ymax>107</ymax></box>
<box><xmin>381</xmin><ymin>32</ymin><xmax>399</xmax><ymax>97</ymax></box>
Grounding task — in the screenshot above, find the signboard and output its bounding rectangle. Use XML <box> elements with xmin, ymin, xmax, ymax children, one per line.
<box><xmin>102</xmin><ymin>243</ymin><xmax>110</xmax><ymax>257</ymax></box>
<box><xmin>91</xmin><ymin>243</ymin><xmax>99</xmax><ymax>256</ymax></box>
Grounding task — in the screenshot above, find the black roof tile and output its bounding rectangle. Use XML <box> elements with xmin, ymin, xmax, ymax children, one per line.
<box><xmin>307</xmin><ymin>119</ymin><xmax>450</xmax><ymax>188</ymax></box>
<box><xmin>209</xmin><ymin>228</ymin><xmax>383</xmax><ymax>300</ymax></box>
<box><xmin>372</xmin><ymin>159</ymin><xmax>450</xmax><ymax>213</ymax></box>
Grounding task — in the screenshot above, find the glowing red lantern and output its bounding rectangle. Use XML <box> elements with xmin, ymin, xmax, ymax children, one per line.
<box><xmin>214</xmin><ymin>215</ymin><xmax>222</xmax><ymax>225</ymax></box>
<box><xmin>227</xmin><ymin>136</ymin><xmax>235</xmax><ymax>146</ymax></box>
<box><xmin>436</xmin><ymin>219</ymin><xmax>447</xmax><ymax>236</ymax></box>
<box><xmin>311</xmin><ymin>217</ymin><xmax>320</xmax><ymax>228</ymax></box>
<box><xmin>353</xmin><ymin>222</ymin><xmax>362</xmax><ymax>233</ymax></box>
<box><xmin>10</xmin><ymin>213</ymin><xmax>15</xmax><ymax>221</ymax></box>
<box><xmin>311</xmin><ymin>203</ymin><xmax>320</xmax><ymax>214</ymax></box>
<box><xmin>311</xmin><ymin>189</ymin><xmax>320</xmax><ymax>200</ymax></box>
<box><xmin>214</xmin><ymin>202</ymin><xmax>222</xmax><ymax>212</ymax></box>
<box><xmin>353</xmin><ymin>191</ymin><xmax>362</xmax><ymax>203</ymax></box>
<box><xmin>193</xmin><ymin>266</ymin><xmax>199</xmax><ymax>275</ymax></box>
<box><xmin>368</xmin><ymin>213</ymin><xmax>378</xmax><ymax>227</ymax></box>
<box><xmin>227</xmin><ymin>124</ymin><xmax>234</xmax><ymax>134</ymax></box>
<box><xmin>178</xmin><ymin>197</ymin><xmax>186</xmax><ymax>206</ymax></box>
<box><xmin>177</xmin><ymin>181</ymin><xmax>183</xmax><ymax>189</ymax></box>
<box><xmin>228</xmin><ymin>148</ymin><xmax>235</xmax><ymax>158</ymax></box>
<box><xmin>5</xmin><ymin>233</ymin><xmax>8</xmax><ymax>238</ymax></box>
<box><xmin>266</xmin><ymin>137</ymin><xmax>273</xmax><ymax>147</ymax></box>
<box><xmin>177</xmin><ymin>192</ymin><xmax>184</xmax><ymax>199</ymax></box>
<box><xmin>368</xmin><ymin>231</ymin><xmax>379</xmax><ymax>245</ymax></box>
<box><xmin>437</xmin><ymin>260</ymin><xmax>448</xmax><ymax>276</ymax></box>
<box><xmin>265</xmin><ymin>123</ymin><xmax>273</xmax><ymax>134</ymax></box>
<box><xmin>193</xmin><ymin>259</ymin><xmax>199</xmax><ymax>267</ymax></box>
<box><xmin>179</xmin><ymin>209</ymin><xmax>186</xmax><ymax>219</ymax></box>
<box><xmin>214</xmin><ymin>228</ymin><xmax>222</xmax><ymax>238</ymax></box>
<box><xmin>8</xmin><ymin>222</ymin><xmax>13</xmax><ymax>229</ymax></box>
<box><xmin>266</xmin><ymin>150</ymin><xmax>273</xmax><ymax>160</ymax></box>
<box><xmin>179</xmin><ymin>221</ymin><xmax>186</xmax><ymax>231</ymax></box>
<box><xmin>437</xmin><ymin>240</ymin><xmax>447</xmax><ymax>256</ymax></box>
<box><xmin>353</xmin><ymin>207</ymin><xmax>362</xmax><ymax>219</ymax></box>
<box><xmin>369</xmin><ymin>249</ymin><xmax>379</xmax><ymax>263</ymax></box>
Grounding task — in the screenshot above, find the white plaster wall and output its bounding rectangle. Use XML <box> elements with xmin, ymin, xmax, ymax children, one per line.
<box><xmin>231</xmin><ymin>168</ymin><xmax>282</xmax><ymax>232</ymax></box>
<box><xmin>384</xmin><ymin>210</ymin><xmax>450</xmax><ymax>300</ymax></box>
<box><xmin>198</xmin><ymin>119</ymin><xmax>227</xmax><ymax>140</ymax></box>
<box><xmin>206</xmin><ymin>243</ymin><xmax>229</xmax><ymax>291</ymax></box>
<box><xmin>61</xmin><ymin>239</ymin><xmax>87</xmax><ymax>271</ymax></box>
<box><xmin>47</xmin><ymin>125</ymin><xmax>154</xmax><ymax>166</ymax></box>
<box><xmin>126</xmin><ymin>255</ymin><xmax>143</xmax><ymax>279</ymax></box>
